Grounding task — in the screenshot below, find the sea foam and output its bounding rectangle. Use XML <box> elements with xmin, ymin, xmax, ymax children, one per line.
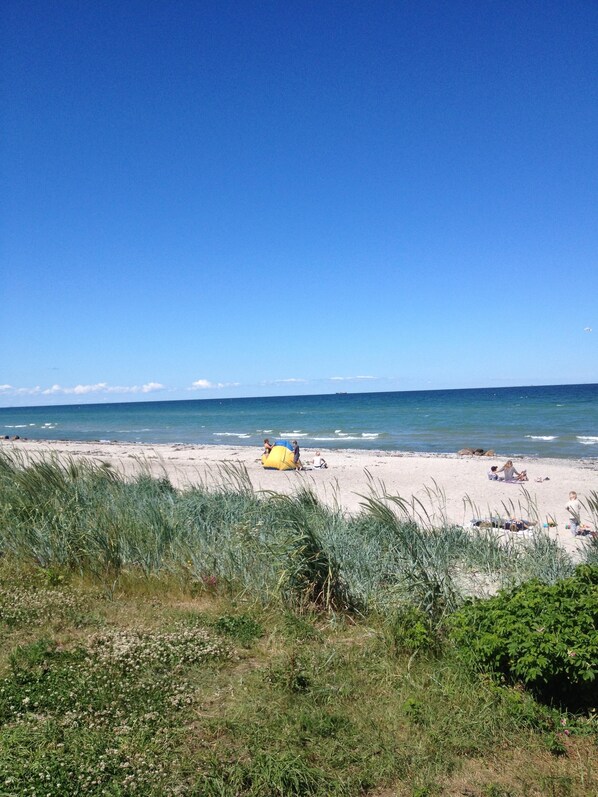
<box><xmin>312</xmin><ymin>436</ymin><xmax>362</xmax><ymax>441</ymax></box>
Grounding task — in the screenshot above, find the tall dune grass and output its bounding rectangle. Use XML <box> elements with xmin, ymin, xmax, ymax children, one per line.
<box><xmin>0</xmin><ymin>450</ymin><xmax>579</xmax><ymax>618</ymax></box>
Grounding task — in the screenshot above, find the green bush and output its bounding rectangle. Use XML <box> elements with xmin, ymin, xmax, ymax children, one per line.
<box><xmin>448</xmin><ymin>565</ymin><xmax>598</xmax><ymax>711</ymax></box>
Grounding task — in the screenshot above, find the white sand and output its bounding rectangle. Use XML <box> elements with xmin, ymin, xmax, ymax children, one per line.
<box><xmin>2</xmin><ymin>438</ymin><xmax>597</xmax><ymax>555</ymax></box>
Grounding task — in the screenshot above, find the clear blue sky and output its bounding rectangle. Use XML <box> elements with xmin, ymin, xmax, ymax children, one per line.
<box><xmin>2</xmin><ymin>0</ymin><xmax>597</xmax><ymax>407</ymax></box>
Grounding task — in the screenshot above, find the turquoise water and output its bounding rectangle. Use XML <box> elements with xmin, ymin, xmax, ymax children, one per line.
<box><xmin>1</xmin><ymin>384</ymin><xmax>597</xmax><ymax>459</ymax></box>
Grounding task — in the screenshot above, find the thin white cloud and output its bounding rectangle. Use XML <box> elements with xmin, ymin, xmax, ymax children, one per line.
<box><xmin>329</xmin><ymin>375</ymin><xmax>377</xmax><ymax>382</ymax></box>
<box><xmin>42</xmin><ymin>383</ymin><xmax>106</xmax><ymax>395</ymax></box>
<box><xmin>1</xmin><ymin>382</ymin><xmax>166</xmax><ymax>398</ymax></box>
<box><xmin>140</xmin><ymin>382</ymin><xmax>164</xmax><ymax>393</ymax></box>
<box><xmin>189</xmin><ymin>379</ymin><xmax>240</xmax><ymax>390</ymax></box>
<box><xmin>264</xmin><ymin>378</ymin><xmax>308</xmax><ymax>384</ymax></box>
<box><xmin>2</xmin><ymin>385</ymin><xmax>42</xmax><ymax>396</ymax></box>
<box><xmin>191</xmin><ymin>379</ymin><xmax>215</xmax><ymax>389</ymax></box>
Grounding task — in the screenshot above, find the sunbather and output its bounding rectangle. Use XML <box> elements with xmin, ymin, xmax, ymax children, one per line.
<box><xmin>312</xmin><ymin>451</ymin><xmax>328</xmax><ymax>469</ymax></box>
<box><xmin>497</xmin><ymin>460</ymin><xmax>527</xmax><ymax>482</ymax></box>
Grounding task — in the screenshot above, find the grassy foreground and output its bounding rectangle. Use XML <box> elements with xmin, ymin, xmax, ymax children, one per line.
<box><xmin>0</xmin><ymin>563</ymin><xmax>596</xmax><ymax>797</ymax></box>
<box><xmin>0</xmin><ymin>451</ymin><xmax>596</xmax><ymax>795</ymax></box>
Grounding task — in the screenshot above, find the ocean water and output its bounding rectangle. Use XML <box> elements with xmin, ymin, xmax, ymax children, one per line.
<box><xmin>1</xmin><ymin>384</ymin><xmax>597</xmax><ymax>459</ymax></box>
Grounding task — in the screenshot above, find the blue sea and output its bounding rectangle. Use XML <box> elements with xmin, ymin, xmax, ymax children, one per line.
<box><xmin>1</xmin><ymin>384</ymin><xmax>598</xmax><ymax>460</ymax></box>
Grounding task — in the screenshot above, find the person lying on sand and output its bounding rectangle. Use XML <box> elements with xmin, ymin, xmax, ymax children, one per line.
<box><xmin>471</xmin><ymin>517</ymin><xmax>536</xmax><ymax>531</ymax></box>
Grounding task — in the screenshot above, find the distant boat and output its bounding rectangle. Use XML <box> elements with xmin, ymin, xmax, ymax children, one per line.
<box><xmin>335</xmin><ymin>391</ymin><xmax>348</xmax><ymax>395</ymax></box>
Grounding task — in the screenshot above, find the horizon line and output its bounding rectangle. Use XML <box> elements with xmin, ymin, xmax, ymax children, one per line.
<box><xmin>1</xmin><ymin>380</ymin><xmax>597</xmax><ymax>412</ymax></box>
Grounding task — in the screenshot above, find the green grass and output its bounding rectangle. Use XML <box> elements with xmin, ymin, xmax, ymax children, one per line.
<box><xmin>0</xmin><ymin>451</ymin><xmax>596</xmax><ymax>795</ymax></box>
<box><xmin>0</xmin><ymin>563</ymin><xmax>595</xmax><ymax>796</ymax></box>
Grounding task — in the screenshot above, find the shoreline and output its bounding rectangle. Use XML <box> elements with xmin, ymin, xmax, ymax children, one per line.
<box><xmin>4</xmin><ymin>436</ymin><xmax>598</xmax><ymax>469</ymax></box>
<box><xmin>2</xmin><ymin>438</ymin><xmax>597</xmax><ymax>557</ymax></box>
<box><xmin>3</xmin><ymin>434</ymin><xmax>598</xmax><ymax>464</ymax></box>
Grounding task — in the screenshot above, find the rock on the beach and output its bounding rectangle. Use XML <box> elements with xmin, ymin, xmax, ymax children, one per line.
<box><xmin>458</xmin><ymin>448</ymin><xmax>474</xmax><ymax>456</ymax></box>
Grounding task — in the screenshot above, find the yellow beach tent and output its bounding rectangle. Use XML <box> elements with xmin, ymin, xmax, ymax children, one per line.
<box><xmin>262</xmin><ymin>440</ymin><xmax>296</xmax><ymax>470</ymax></box>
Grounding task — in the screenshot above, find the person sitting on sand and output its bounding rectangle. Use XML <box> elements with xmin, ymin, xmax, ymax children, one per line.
<box><xmin>312</xmin><ymin>451</ymin><xmax>328</xmax><ymax>469</ymax></box>
<box><xmin>497</xmin><ymin>460</ymin><xmax>526</xmax><ymax>482</ymax></box>
<box><xmin>263</xmin><ymin>438</ymin><xmax>273</xmax><ymax>456</ymax></box>
<box><xmin>488</xmin><ymin>466</ymin><xmax>500</xmax><ymax>481</ymax></box>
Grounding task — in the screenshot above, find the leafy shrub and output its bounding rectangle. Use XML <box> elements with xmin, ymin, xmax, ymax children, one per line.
<box><xmin>449</xmin><ymin>565</ymin><xmax>598</xmax><ymax>710</ymax></box>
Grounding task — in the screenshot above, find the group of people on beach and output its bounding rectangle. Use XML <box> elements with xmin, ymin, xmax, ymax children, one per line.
<box><xmin>261</xmin><ymin>442</ymin><xmax>593</xmax><ymax>536</ymax></box>
<box><xmin>262</xmin><ymin>439</ymin><xmax>328</xmax><ymax>471</ymax></box>
<box><xmin>486</xmin><ymin>459</ymin><xmax>592</xmax><ymax>537</ymax></box>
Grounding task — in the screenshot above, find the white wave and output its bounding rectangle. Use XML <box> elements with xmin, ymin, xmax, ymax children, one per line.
<box><xmin>213</xmin><ymin>432</ymin><xmax>252</xmax><ymax>438</ymax></box>
<box><xmin>312</xmin><ymin>436</ymin><xmax>362</xmax><ymax>441</ymax></box>
<box><xmin>577</xmin><ymin>436</ymin><xmax>598</xmax><ymax>444</ymax></box>
<box><xmin>5</xmin><ymin>424</ymin><xmax>27</xmax><ymax>428</ymax></box>
<box><xmin>280</xmin><ymin>432</ymin><xmax>308</xmax><ymax>437</ymax></box>
<box><xmin>334</xmin><ymin>429</ymin><xmax>342</xmax><ymax>434</ymax></box>
<box><xmin>361</xmin><ymin>433</ymin><xmax>379</xmax><ymax>438</ymax></box>
<box><xmin>525</xmin><ymin>435</ymin><xmax>557</xmax><ymax>441</ymax></box>
<box><xmin>261</xmin><ymin>429</ymin><xmax>273</xmax><ymax>434</ymax></box>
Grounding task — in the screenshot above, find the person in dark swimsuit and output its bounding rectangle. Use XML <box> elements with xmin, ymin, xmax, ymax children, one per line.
<box><xmin>292</xmin><ymin>440</ymin><xmax>303</xmax><ymax>470</ymax></box>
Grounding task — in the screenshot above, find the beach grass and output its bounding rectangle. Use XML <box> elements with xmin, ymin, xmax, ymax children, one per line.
<box><xmin>0</xmin><ymin>450</ymin><xmax>584</xmax><ymax>614</ymax></box>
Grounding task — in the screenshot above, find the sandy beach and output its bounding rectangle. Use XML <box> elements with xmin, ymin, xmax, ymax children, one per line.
<box><xmin>2</xmin><ymin>437</ymin><xmax>596</xmax><ymax>556</ymax></box>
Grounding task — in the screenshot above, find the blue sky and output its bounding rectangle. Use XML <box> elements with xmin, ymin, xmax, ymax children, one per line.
<box><xmin>2</xmin><ymin>0</ymin><xmax>597</xmax><ymax>407</ymax></box>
